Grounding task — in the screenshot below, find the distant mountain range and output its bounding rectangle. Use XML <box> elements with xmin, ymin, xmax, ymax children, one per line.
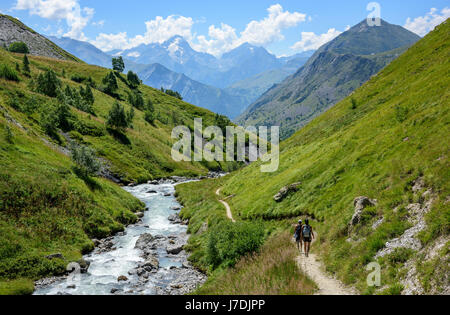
<box><xmin>237</xmin><ymin>19</ymin><xmax>421</xmax><ymax>139</ymax></box>
<box><xmin>50</xmin><ymin>35</ymin><xmax>314</xmax><ymax>119</ymax></box>
<box><xmin>50</xmin><ymin>36</ymin><xmax>248</xmax><ymax>118</ymax></box>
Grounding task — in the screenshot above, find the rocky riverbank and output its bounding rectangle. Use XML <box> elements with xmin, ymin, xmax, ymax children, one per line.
<box><xmin>33</xmin><ymin>176</ymin><xmax>223</xmax><ymax>295</ymax></box>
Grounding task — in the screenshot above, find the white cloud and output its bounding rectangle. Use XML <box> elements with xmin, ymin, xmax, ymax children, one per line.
<box><xmin>92</xmin><ymin>20</ymin><xmax>105</xmax><ymax>27</ymax></box>
<box><xmin>404</xmin><ymin>7</ymin><xmax>450</xmax><ymax>37</ymax></box>
<box><xmin>13</xmin><ymin>0</ymin><xmax>94</xmax><ymax>40</ymax></box>
<box><xmin>291</xmin><ymin>28</ymin><xmax>343</xmax><ymax>52</ymax></box>
<box><xmin>91</xmin><ymin>14</ymin><xmax>194</xmax><ymax>52</ymax></box>
<box><xmin>91</xmin><ymin>32</ymin><xmax>130</xmax><ymax>52</ymax></box>
<box><xmin>193</xmin><ymin>4</ymin><xmax>307</xmax><ymax>56</ymax></box>
<box><xmin>240</xmin><ymin>4</ymin><xmax>306</xmax><ymax>46</ymax></box>
<box><xmin>91</xmin><ymin>4</ymin><xmax>307</xmax><ymax>56</ymax></box>
<box><xmin>127</xmin><ymin>51</ymin><xmax>140</xmax><ymax>58</ymax></box>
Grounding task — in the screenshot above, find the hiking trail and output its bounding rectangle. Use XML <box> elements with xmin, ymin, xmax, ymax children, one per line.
<box><xmin>216</xmin><ymin>188</ymin><xmax>236</xmax><ymax>223</ymax></box>
<box><xmin>296</xmin><ymin>235</ymin><xmax>358</xmax><ymax>295</ymax></box>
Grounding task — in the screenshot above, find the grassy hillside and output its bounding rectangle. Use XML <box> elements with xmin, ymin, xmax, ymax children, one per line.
<box><xmin>177</xmin><ymin>20</ymin><xmax>449</xmax><ymax>294</ymax></box>
<box><xmin>238</xmin><ymin>20</ymin><xmax>420</xmax><ymax>140</ymax></box>
<box><xmin>0</xmin><ymin>38</ymin><xmax>238</xmax><ymax>293</ymax></box>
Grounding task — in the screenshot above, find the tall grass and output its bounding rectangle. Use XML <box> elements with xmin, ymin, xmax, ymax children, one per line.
<box><xmin>196</xmin><ymin>231</ymin><xmax>316</xmax><ymax>295</ymax></box>
<box><xmin>0</xmin><ymin>64</ymin><xmax>19</xmax><ymax>82</ymax></box>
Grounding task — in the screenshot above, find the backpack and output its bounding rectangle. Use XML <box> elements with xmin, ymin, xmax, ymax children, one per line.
<box><xmin>302</xmin><ymin>225</ymin><xmax>311</xmax><ymax>238</ymax></box>
<box><xmin>294</xmin><ymin>225</ymin><xmax>302</xmax><ymax>239</ymax></box>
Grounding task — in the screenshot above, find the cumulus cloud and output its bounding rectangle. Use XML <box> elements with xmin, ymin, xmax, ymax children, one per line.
<box><xmin>404</xmin><ymin>7</ymin><xmax>450</xmax><ymax>37</ymax></box>
<box><xmin>91</xmin><ymin>4</ymin><xmax>307</xmax><ymax>56</ymax></box>
<box><xmin>91</xmin><ymin>15</ymin><xmax>194</xmax><ymax>52</ymax></box>
<box><xmin>240</xmin><ymin>4</ymin><xmax>306</xmax><ymax>46</ymax></box>
<box><xmin>193</xmin><ymin>4</ymin><xmax>307</xmax><ymax>56</ymax></box>
<box><xmin>291</xmin><ymin>28</ymin><xmax>343</xmax><ymax>52</ymax></box>
<box><xmin>14</xmin><ymin>0</ymin><xmax>94</xmax><ymax>40</ymax></box>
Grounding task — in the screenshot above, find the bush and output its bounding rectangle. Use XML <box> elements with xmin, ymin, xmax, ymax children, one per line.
<box><xmin>0</xmin><ymin>64</ymin><xmax>20</xmax><ymax>82</ymax></box>
<box><xmin>206</xmin><ymin>221</ymin><xmax>265</xmax><ymax>269</ymax></box>
<box><xmin>22</xmin><ymin>55</ymin><xmax>30</xmax><ymax>76</ymax></box>
<box><xmin>8</xmin><ymin>42</ymin><xmax>29</xmax><ymax>54</ymax></box>
<box><xmin>127</xmin><ymin>71</ymin><xmax>140</xmax><ymax>88</ymax></box>
<box><xmin>128</xmin><ymin>90</ymin><xmax>144</xmax><ymax>110</ymax></box>
<box><xmin>70</xmin><ymin>142</ymin><xmax>101</xmax><ymax>177</ymax></box>
<box><xmin>36</xmin><ymin>69</ymin><xmax>61</xmax><ymax>97</ymax></box>
<box><xmin>144</xmin><ymin>110</ymin><xmax>155</xmax><ymax>125</ymax></box>
<box><xmin>101</xmin><ymin>72</ymin><xmax>118</xmax><ymax>96</ymax></box>
<box><xmin>106</xmin><ymin>101</ymin><xmax>133</xmax><ymax>131</ymax></box>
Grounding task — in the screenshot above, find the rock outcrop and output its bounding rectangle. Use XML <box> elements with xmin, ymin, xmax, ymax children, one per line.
<box><xmin>274</xmin><ymin>182</ymin><xmax>301</xmax><ymax>202</ymax></box>
<box><xmin>0</xmin><ymin>14</ymin><xmax>77</xmax><ymax>61</ymax></box>
<box><xmin>349</xmin><ymin>196</ymin><xmax>378</xmax><ymax>228</ymax></box>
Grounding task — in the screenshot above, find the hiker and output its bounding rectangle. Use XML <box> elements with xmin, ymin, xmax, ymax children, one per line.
<box><xmin>294</xmin><ymin>220</ymin><xmax>303</xmax><ymax>252</ymax></box>
<box><xmin>302</xmin><ymin>219</ymin><xmax>314</xmax><ymax>257</ymax></box>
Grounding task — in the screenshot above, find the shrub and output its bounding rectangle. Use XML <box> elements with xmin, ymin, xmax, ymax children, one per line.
<box><xmin>127</xmin><ymin>71</ymin><xmax>140</xmax><ymax>88</ymax></box>
<box><xmin>144</xmin><ymin>110</ymin><xmax>155</xmax><ymax>125</ymax></box>
<box><xmin>22</xmin><ymin>54</ymin><xmax>30</xmax><ymax>76</ymax></box>
<box><xmin>0</xmin><ymin>64</ymin><xmax>20</xmax><ymax>82</ymax></box>
<box><xmin>106</xmin><ymin>101</ymin><xmax>133</xmax><ymax>131</ymax></box>
<box><xmin>71</xmin><ymin>74</ymin><xmax>88</xmax><ymax>83</ymax></box>
<box><xmin>36</xmin><ymin>69</ymin><xmax>61</xmax><ymax>97</ymax></box>
<box><xmin>206</xmin><ymin>221</ymin><xmax>265</xmax><ymax>269</ymax></box>
<box><xmin>101</xmin><ymin>72</ymin><xmax>118</xmax><ymax>96</ymax></box>
<box><xmin>128</xmin><ymin>90</ymin><xmax>144</xmax><ymax>110</ymax></box>
<box><xmin>8</xmin><ymin>42</ymin><xmax>29</xmax><ymax>54</ymax></box>
<box><xmin>70</xmin><ymin>142</ymin><xmax>101</xmax><ymax>177</ymax></box>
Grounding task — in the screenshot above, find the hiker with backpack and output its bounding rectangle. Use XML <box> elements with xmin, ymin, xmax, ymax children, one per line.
<box><xmin>294</xmin><ymin>220</ymin><xmax>303</xmax><ymax>252</ymax></box>
<box><xmin>302</xmin><ymin>219</ymin><xmax>314</xmax><ymax>257</ymax></box>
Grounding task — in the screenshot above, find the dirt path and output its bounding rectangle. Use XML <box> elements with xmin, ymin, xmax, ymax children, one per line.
<box><xmin>215</xmin><ymin>186</ymin><xmax>355</xmax><ymax>294</ymax></box>
<box><xmin>296</xmin><ymin>236</ymin><xmax>357</xmax><ymax>295</ymax></box>
<box><xmin>216</xmin><ymin>188</ymin><xmax>236</xmax><ymax>222</ymax></box>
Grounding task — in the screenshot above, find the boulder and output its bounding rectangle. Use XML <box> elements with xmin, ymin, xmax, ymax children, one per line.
<box><xmin>142</xmin><ymin>255</ymin><xmax>159</xmax><ymax>271</ymax></box>
<box><xmin>135</xmin><ymin>233</ymin><xmax>155</xmax><ymax>250</ymax></box>
<box><xmin>78</xmin><ymin>258</ymin><xmax>91</xmax><ymax>274</ymax></box>
<box><xmin>136</xmin><ymin>212</ymin><xmax>145</xmax><ymax>218</ymax></box>
<box><xmin>273</xmin><ymin>182</ymin><xmax>301</xmax><ymax>202</ymax></box>
<box><xmin>147</xmin><ymin>190</ymin><xmax>157</xmax><ymax>194</ymax></box>
<box><xmin>350</xmin><ymin>196</ymin><xmax>378</xmax><ymax>227</ymax></box>
<box><xmin>166</xmin><ymin>243</ymin><xmax>184</xmax><ymax>255</ymax></box>
<box><xmin>117</xmin><ymin>275</ymin><xmax>128</xmax><ymax>282</ymax></box>
<box><xmin>171</xmin><ymin>206</ymin><xmax>181</xmax><ymax>211</ymax></box>
<box><xmin>168</xmin><ymin>214</ymin><xmax>182</xmax><ymax>224</ymax></box>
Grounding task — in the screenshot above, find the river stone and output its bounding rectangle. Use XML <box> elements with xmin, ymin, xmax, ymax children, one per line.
<box><xmin>142</xmin><ymin>255</ymin><xmax>159</xmax><ymax>271</ymax></box>
<box><xmin>166</xmin><ymin>243</ymin><xmax>184</xmax><ymax>255</ymax></box>
<box><xmin>135</xmin><ymin>233</ymin><xmax>155</xmax><ymax>250</ymax></box>
<box><xmin>117</xmin><ymin>275</ymin><xmax>128</xmax><ymax>282</ymax></box>
<box><xmin>78</xmin><ymin>258</ymin><xmax>91</xmax><ymax>273</ymax></box>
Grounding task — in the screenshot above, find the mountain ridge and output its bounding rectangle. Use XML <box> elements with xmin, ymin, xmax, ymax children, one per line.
<box><xmin>237</xmin><ymin>19</ymin><xmax>421</xmax><ymax>139</ymax></box>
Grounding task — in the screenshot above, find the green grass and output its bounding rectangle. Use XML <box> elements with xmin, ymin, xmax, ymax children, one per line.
<box><xmin>0</xmin><ymin>28</ymin><xmax>239</xmax><ymax>293</ymax></box>
<box><xmin>195</xmin><ymin>231</ymin><xmax>316</xmax><ymax>295</ymax></box>
<box><xmin>177</xmin><ymin>20</ymin><xmax>450</xmax><ymax>294</ymax></box>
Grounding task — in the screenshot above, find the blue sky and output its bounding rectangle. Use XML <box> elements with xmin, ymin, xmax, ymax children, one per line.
<box><xmin>1</xmin><ymin>0</ymin><xmax>449</xmax><ymax>56</ymax></box>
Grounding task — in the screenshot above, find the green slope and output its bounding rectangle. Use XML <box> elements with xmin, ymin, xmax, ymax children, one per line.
<box><xmin>0</xmin><ymin>29</ymin><xmax>238</xmax><ymax>293</ymax></box>
<box><xmin>177</xmin><ymin>19</ymin><xmax>449</xmax><ymax>294</ymax></box>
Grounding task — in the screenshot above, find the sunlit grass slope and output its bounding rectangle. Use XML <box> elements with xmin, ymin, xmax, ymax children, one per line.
<box><xmin>177</xmin><ymin>19</ymin><xmax>449</xmax><ymax>294</ymax></box>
